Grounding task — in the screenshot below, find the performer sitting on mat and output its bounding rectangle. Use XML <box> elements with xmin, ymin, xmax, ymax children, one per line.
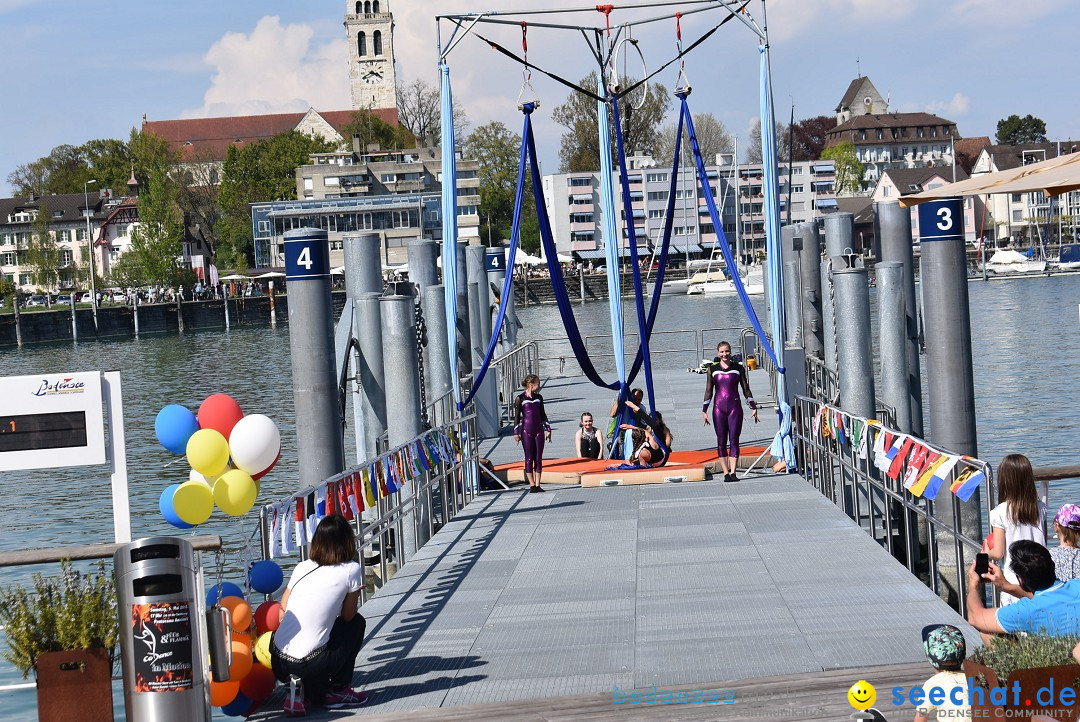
<box><xmin>702</xmin><ymin>341</ymin><xmax>758</xmax><ymax>483</ymax></box>
<box><xmin>514</xmin><ymin>374</ymin><xmax>552</xmax><ymax>493</ymax></box>
<box><xmin>575</xmin><ymin>411</ymin><xmax>605</xmax><ymax>459</ymax></box>
<box><xmin>619</xmin><ymin>402</ymin><xmax>672</xmax><ymax>469</ymax></box>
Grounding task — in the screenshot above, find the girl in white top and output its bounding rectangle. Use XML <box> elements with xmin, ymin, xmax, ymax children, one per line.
<box><xmin>272</xmin><ymin>515</ymin><xmax>368</xmax><ymax>715</ymax></box>
<box><xmin>984</xmin><ymin>454</ymin><xmax>1046</xmax><ymax>606</ymax></box>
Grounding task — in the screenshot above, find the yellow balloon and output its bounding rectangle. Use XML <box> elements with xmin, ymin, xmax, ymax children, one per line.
<box><xmin>172</xmin><ymin>481</ymin><xmax>214</xmax><ymax>525</ymax></box>
<box><xmin>213</xmin><ymin>469</ymin><xmax>258</xmax><ymax>516</ymax></box>
<box><xmin>186</xmin><ymin>429</ymin><xmax>230</xmax><ymax>477</ymax></box>
<box><xmin>254</xmin><ymin>632</ymin><xmax>273</xmax><ymax>669</ymax></box>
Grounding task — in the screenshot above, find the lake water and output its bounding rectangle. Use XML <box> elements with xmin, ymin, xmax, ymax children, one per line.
<box><xmin>1</xmin><ymin>274</ymin><xmax>1078</xmax><ymax>718</ymax></box>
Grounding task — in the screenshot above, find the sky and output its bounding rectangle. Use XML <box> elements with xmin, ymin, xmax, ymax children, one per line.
<box><xmin>2</xmin><ymin>0</ymin><xmax>1078</xmax><ymax>197</ymax></box>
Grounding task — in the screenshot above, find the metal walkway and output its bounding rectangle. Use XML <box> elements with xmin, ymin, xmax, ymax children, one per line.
<box><xmin>251</xmin><ymin>472</ymin><xmax>976</xmax><ymax>719</ymax></box>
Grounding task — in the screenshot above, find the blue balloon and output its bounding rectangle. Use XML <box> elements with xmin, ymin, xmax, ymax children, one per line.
<box><xmin>206</xmin><ymin>582</ymin><xmax>245</xmax><ymax>608</ymax></box>
<box><xmin>159</xmin><ymin>484</ymin><xmax>194</xmax><ymax>530</ymax></box>
<box><xmin>155</xmin><ymin>404</ymin><xmax>200</xmax><ymax>454</ymax></box>
<box><xmin>248</xmin><ymin>560</ymin><xmax>284</xmax><ymax>595</ymax></box>
<box><xmin>221</xmin><ymin>690</ymin><xmax>251</xmax><ymax>716</ymax></box>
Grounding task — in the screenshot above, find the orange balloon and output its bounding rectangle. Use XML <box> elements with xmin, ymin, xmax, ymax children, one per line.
<box><xmin>228</xmin><ymin>639</ymin><xmax>253</xmax><ymax>680</ymax></box>
<box><xmin>220</xmin><ymin>597</ymin><xmax>253</xmax><ymax>633</ymax></box>
<box><xmin>210</xmin><ymin>679</ymin><xmax>240</xmax><ymax>707</ymax></box>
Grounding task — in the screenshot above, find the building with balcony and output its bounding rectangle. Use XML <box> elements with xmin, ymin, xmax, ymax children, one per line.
<box><xmin>540</xmin><ymin>155</ymin><xmax>839</xmax><ymax>265</ymax></box>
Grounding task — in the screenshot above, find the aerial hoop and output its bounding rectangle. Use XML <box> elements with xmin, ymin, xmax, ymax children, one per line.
<box><xmin>611</xmin><ymin>31</ymin><xmax>648</xmax><ymax>110</ymax></box>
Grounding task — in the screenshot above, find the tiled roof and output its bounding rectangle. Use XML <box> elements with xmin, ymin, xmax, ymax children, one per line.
<box><xmin>879</xmin><ymin>165</ymin><xmax>969</xmax><ymax>195</ymax></box>
<box><xmin>836</xmin><ymin>196</ymin><xmax>874</xmax><ymax>224</ymax></box>
<box><xmin>836</xmin><ymin>76</ymin><xmax>868</xmax><ymax>111</ymax></box>
<box><xmin>0</xmin><ymin>192</ymin><xmax>109</xmax><ymax>225</ymax></box>
<box><xmin>830</xmin><ymin>112</ymin><xmax>957</xmax><ymax>134</ymax></box>
<box><xmin>985</xmin><ymin>142</ymin><xmax>1060</xmax><ymax>172</ymax></box>
<box><xmin>954</xmin><ymin>136</ymin><xmax>991</xmax><ymax>159</ymax></box>
<box><xmin>142</xmin><ymin>108</ymin><xmax>399</xmax><ymax>161</ymax></box>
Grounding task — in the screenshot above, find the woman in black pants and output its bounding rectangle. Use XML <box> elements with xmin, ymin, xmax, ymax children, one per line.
<box><xmin>271</xmin><ymin>515</ymin><xmax>368</xmax><ymax>716</ymax></box>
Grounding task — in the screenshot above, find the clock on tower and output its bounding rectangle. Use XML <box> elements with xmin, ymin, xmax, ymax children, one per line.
<box><xmin>346</xmin><ymin>1</ymin><xmax>397</xmax><ymax>110</ymax></box>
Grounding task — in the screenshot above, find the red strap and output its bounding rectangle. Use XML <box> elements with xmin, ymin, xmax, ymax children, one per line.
<box><xmin>596</xmin><ymin>5</ymin><xmax>614</xmax><ymax>36</ymax></box>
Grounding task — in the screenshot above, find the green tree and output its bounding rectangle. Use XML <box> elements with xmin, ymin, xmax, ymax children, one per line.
<box><xmin>344</xmin><ymin>110</ymin><xmax>414</xmax><ymax>152</ymax></box>
<box><xmin>552</xmin><ymin>72</ymin><xmax>671</xmax><ymax>173</ymax></box>
<box><xmin>26</xmin><ymin>201</ymin><xmax>64</xmax><ymax>292</ymax></box>
<box><xmin>464</xmin><ymin>121</ymin><xmax>523</xmax><ymax>243</ymax></box>
<box><xmin>747</xmin><ymin>118</ymin><xmax>791</xmax><ymax>164</ymax></box>
<box><xmin>126</xmin><ymin>161</ymin><xmax>185</xmax><ymax>288</ymax></box>
<box><xmin>82</xmin><ymin>138</ymin><xmax>135</xmax><ymax>192</ymax></box>
<box><xmin>821</xmin><ymin>141</ymin><xmax>864</xmax><ymax>195</ymax></box>
<box><xmin>995</xmin><ymin>114</ymin><xmax>1048</xmax><ymax>145</ymax></box>
<box><xmin>659</xmin><ymin>112</ymin><xmax>733</xmax><ymax>164</ymax></box>
<box><xmin>217</xmin><ymin>131</ymin><xmax>334</xmax><ymax>266</ymax></box>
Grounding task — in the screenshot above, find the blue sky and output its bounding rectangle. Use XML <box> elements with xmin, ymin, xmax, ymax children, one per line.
<box><xmin>2</xmin><ymin>0</ymin><xmax>1078</xmax><ymax>196</ymax></box>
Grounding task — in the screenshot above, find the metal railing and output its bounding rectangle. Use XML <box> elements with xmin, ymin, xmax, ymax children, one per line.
<box><xmin>259</xmin><ymin>396</ymin><xmax>479</xmax><ymax>605</ymax></box>
<box><xmin>490</xmin><ymin>341</ymin><xmax>539</xmax><ymax>425</ymax></box>
<box><xmin>793</xmin><ymin>394</ymin><xmax>988</xmax><ymax>612</ymax></box>
<box><xmin>805</xmin><ymin>353</ymin><xmax>839</xmax><ymax>405</ymax></box>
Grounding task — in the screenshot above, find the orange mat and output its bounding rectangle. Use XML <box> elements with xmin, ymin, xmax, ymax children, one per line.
<box><xmin>494</xmin><ymin>446</ymin><xmax>767</xmax><ymax>486</ymax></box>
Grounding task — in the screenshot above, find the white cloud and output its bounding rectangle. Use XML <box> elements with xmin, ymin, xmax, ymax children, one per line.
<box><xmin>925</xmin><ymin>92</ymin><xmax>971</xmax><ymax>117</ymax></box>
<box><xmin>183</xmin><ymin>16</ymin><xmax>349</xmax><ymax>118</ymax></box>
<box><xmin>766</xmin><ymin>0</ymin><xmax>915</xmax><ymax>41</ymax></box>
<box><xmin>954</xmin><ymin>0</ymin><xmax>1068</xmax><ymax>24</ymax></box>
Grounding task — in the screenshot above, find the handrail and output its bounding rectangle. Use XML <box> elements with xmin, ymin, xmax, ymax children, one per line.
<box><xmin>490</xmin><ymin>341</ymin><xmax>538</xmax><ymax>424</ymax></box>
<box><xmin>0</xmin><ymin>536</ymin><xmax>223</xmax><ymax>568</ymax></box>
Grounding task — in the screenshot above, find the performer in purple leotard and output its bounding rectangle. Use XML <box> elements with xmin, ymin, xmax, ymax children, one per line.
<box><xmin>514</xmin><ymin>374</ymin><xmax>552</xmax><ymax>493</ymax></box>
<box><xmin>702</xmin><ymin>341</ymin><xmax>758</xmax><ymax>482</ymax></box>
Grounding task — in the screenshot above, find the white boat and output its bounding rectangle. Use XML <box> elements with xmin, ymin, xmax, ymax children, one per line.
<box><xmin>1053</xmin><ymin>243</ymin><xmax>1080</xmax><ymax>271</ymax></box>
<box><xmin>687</xmin><ymin>266</ymin><xmax>765</xmax><ymax>296</ymax></box>
<box><xmin>983</xmin><ymin>250</ymin><xmax>1046</xmax><ymax>275</ymax></box>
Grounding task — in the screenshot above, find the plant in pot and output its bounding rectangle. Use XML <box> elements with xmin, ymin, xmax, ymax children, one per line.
<box><xmin>0</xmin><ymin>560</ymin><xmax>118</xmax><ymax>722</ymax></box>
<box><xmin>965</xmin><ymin>633</ymin><xmax>1080</xmax><ymax>721</ymax></box>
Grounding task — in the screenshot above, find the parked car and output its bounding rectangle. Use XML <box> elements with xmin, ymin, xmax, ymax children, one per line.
<box><xmin>78</xmin><ymin>292</ymin><xmax>94</xmax><ymax>303</ymax></box>
<box><xmin>26</xmin><ymin>295</ymin><xmax>47</xmax><ymax>307</ymax></box>
<box><xmin>55</xmin><ymin>294</ymin><xmax>72</xmax><ymax>305</ymax></box>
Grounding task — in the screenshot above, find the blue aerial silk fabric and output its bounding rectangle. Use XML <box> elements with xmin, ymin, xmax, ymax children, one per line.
<box><xmin>440</xmin><ymin>63</ymin><xmax>461</xmax><ymax>407</ymax></box>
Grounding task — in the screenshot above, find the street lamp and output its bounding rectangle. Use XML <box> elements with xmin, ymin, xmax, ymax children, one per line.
<box><xmin>83</xmin><ymin>179</ymin><xmax>99</xmax><ymax>327</ymax></box>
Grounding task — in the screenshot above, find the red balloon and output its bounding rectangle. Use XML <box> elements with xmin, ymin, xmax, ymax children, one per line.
<box><xmin>254</xmin><ymin>601</ymin><xmax>281</xmax><ymax>634</ymax></box>
<box><xmin>199</xmin><ymin>394</ymin><xmax>245</xmax><ymax>440</ymax></box>
<box><xmin>239</xmin><ymin>663</ymin><xmax>277</xmax><ymax>704</ymax></box>
<box><xmin>251</xmin><ymin>450</ymin><xmax>280</xmax><ymax>480</ymax></box>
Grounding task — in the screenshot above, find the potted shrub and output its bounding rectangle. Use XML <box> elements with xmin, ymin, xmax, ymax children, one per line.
<box><xmin>965</xmin><ymin>634</ymin><xmax>1080</xmax><ymax>721</ymax></box>
<box><xmin>0</xmin><ymin>560</ymin><xmax>118</xmax><ymax>722</ymax></box>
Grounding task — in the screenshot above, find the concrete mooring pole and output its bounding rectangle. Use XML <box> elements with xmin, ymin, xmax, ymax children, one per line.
<box><xmin>423</xmin><ymin>284</ymin><xmax>452</xmax><ymax>424</ymax></box>
<box><xmin>796</xmin><ymin>220</ymin><xmax>824</xmax><ymax>360</ymax></box>
<box><xmin>344</xmin><ymin>233</ymin><xmax>386</xmax><ymax>464</ymax></box>
<box><xmin>875</xmin><ymin>201</ymin><xmax>924</xmax><ymax>437</ymax></box>
<box><xmin>455</xmin><ymin>241</ymin><xmax>472</xmax><ymax>376</ymax></box>
<box><xmin>467</xmin><ymin>246</ymin><xmax>500</xmax><ymax>437</ymax></box>
<box><xmin>876</xmin><ymin>262</ymin><xmax>910</xmax><ymax>433</ymax></box>
<box><xmin>832</xmin><ymin>264</ymin><xmax>876</xmax><ymax>419</ymax></box>
<box><xmin>355</xmin><ymin>293</ymin><xmax>387</xmax><ymax>461</ymax></box>
<box><xmin>783</xmin><ymin>260</ymin><xmax>801</xmax><ymax>347</ymax></box>
<box><xmin>407</xmin><ymin>239</ymin><xmax>439</xmax><ymax>292</ymax></box>
<box><xmin>284</xmin><ymin>228</ymin><xmax>345</xmax><ymax>489</ymax></box>
<box><xmin>381</xmin><ymin>291</ymin><xmax>428</xmax><ymax>557</ymax></box>
<box><xmin>918</xmin><ymin>196</ymin><xmax>981</xmax><ymax>599</ymax></box>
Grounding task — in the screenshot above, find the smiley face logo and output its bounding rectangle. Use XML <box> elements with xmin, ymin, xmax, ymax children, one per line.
<box><xmin>847</xmin><ymin>680</ymin><xmax>876</xmax><ymax>710</ymax></box>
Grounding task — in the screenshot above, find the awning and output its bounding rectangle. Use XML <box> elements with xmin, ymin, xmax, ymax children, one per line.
<box><xmin>812</xmin><ymin>180</ymin><xmax>834</xmax><ymax>187</ymax></box>
<box><xmin>572</xmin><ymin>229</ymin><xmax>595</xmax><ymax>237</ymax></box>
<box><xmin>812</xmin><ymin>164</ymin><xmax>835</xmax><ymax>173</ymax></box>
<box><xmin>571</xmin><ymin>193</ymin><xmax>593</xmax><ymax>201</ymax></box>
<box><xmin>901</xmin><ymin>151</ymin><xmax>1080</xmax><ymax>207</ymax></box>
<box><xmin>665</xmin><ymin>243</ymin><xmax>704</xmax><ymax>254</ymax></box>
<box><xmin>816</xmin><ymin>198</ymin><xmax>839</xmax><ymax>207</ymax></box>
<box><xmin>574</xmin><ymin>249</ymin><xmax>606</xmax><ymax>260</ymax></box>
<box><xmin>631</xmin><ymin>209</ymin><xmax>645</xmax><ymax>218</ymax></box>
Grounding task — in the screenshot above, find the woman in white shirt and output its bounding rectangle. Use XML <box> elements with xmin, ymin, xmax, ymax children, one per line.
<box><xmin>271</xmin><ymin>515</ymin><xmax>368</xmax><ymax>716</ymax></box>
<box><xmin>984</xmin><ymin>454</ymin><xmax>1046</xmax><ymax>606</ymax></box>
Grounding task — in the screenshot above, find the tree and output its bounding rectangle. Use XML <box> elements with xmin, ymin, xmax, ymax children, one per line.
<box><xmin>790</xmin><ymin>115</ymin><xmax>836</xmax><ymax>161</ymax></box>
<box><xmin>126</xmin><ymin>160</ymin><xmax>186</xmax><ymax>288</ymax></box>
<box><xmin>6</xmin><ymin>160</ymin><xmax>49</xmax><ymax>197</ymax></box>
<box><xmin>344</xmin><ymin>110</ymin><xmax>414</xmax><ymax>152</ymax></box>
<box><xmin>552</xmin><ymin>72</ymin><xmax>671</xmax><ymax>172</ymax></box>
<box><xmin>464</xmin><ymin>122</ymin><xmax>523</xmax><ymax>241</ymax></box>
<box><xmin>747</xmin><ymin>118</ymin><xmax>791</xmax><ymax>164</ymax></box>
<box><xmin>659</xmin><ymin>112</ymin><xmax>733</xmax><ymax>164</ymax></box>
<box><xmin>821</xmin><ymin>142</ymin><xmax>864</xmax><ymax>195</ymax></box>
<box><xmin>26</xmin><ymin>201</ymin><xmax>64</xmax><ymax>292</ymax></box>
<box><xmin>995</xmin><ymin>114</ymin><xmax>1048</xmax><ymax>145</ymax></box>
<box><xmin>396</xmin><ymin>79</ymin><xmax>440</xmax><ymax>146</ymax></box>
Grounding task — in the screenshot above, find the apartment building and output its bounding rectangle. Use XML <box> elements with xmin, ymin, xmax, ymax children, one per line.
<box><xmin>251</xmin><ymin>143</ymin><xmax>480</xmax><ymax>267</ymax></box>
<box><xmin>541</xmin><ymin>155</ymin><xmax>838</xmax><ymax>265</ymax></box>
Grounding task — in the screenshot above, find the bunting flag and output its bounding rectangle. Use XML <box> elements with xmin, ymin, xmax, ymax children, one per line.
<box><xmin>924</xmin><ymin>455</ymin><xmax>961</xmax><ymax>500</ymax></box>
<box><xmin>327</xmin><ymin>482</ymin><xmax>338</xmax><ymax>517</ymax></box>
<box><xmin>283</xmin><ymin>501</ymin><xmax>297</xmax><ymax>554</ymax></box>
<box><xmin>951</xmin><ymin>466</ymin><xmax>986</xmax><ymax>502</ymax></box>
<box><xmin>295</xmin><ymin>495</ymin><xmax>308</xmax><ymax>548</ymax></box>
<box><xmin>872</xmin><ymin>429</ymin><xmax>888</xmax><ymax>471</ymax></box>
<box><xmin>352</xmin><ymin>472</ymin><xmax>366</xmax><ymax>513</ymax></box>
<box><xmin>835</xmin><ymin>410</ymin><xmax>846</xmax><ymax>446</ymax></box>
<box><xmin>908</xmin><ymin>452</ymin><xmax>943</xmax><ymax>497</ymax></box>
<box><xmin>316</xmin><ymin>485</ymin><xmax>327</xmax><ymax>520</ymax></box>
<box><xmin>856</xmin><ymin>420</ymin><xmax>871</xmax><ymax>460</ymax></box>
<box><xmin>306</xmin><ymin>491</ymin><xmax>318</xmax><ymax>538</ymax></box>
<box><xmin>384</xmin><ymin>458</ymin><xmax>400</xmax><ymax>494</ymax></box>
<box><xmin>268</xmin><ymin>503</ymin><xmax>282</xmax><ymax>559</ymax></box>
<box><xmin>812</xmin><ymin>406</ymin><xmax>824</xmax><ymax>435</ymax></box>
<box><xmin>377</xmin><ymin>461</ymin><xmax>389</xmax><ymax>497</ymax></box>
<box><xmin>887</xmin><ymin>438</ymin><xmax>914</xmax><ymax>480</ymax></box>
<box><xmin>416</xmin><ymin>440</ymin><xmax>432</xmax><ymax>471</ymax></box>
<box><xmin>902</xmin><ymin>445</ymin><xmax>930</xmax><ymax>489</ymax></box>
<box><xmin>363</xmin><ymin>467</ymin><xmax>377</xmax><ymax>506</ymax></box>
<box><xmin>820</xmin><ymin>409</ymin><xmax>832</xmax><ymax>438</ymax></box>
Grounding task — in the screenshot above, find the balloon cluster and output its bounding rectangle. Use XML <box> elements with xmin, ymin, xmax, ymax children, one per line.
<box><xmin>206</xmin><ymin>561</ymin><xmax>285</xmax><ymax>716</ymax></box>
<box><xmin>155</xmin><ymin>394</ymin><xmax>281</xmax><ymax>527</ymax></box>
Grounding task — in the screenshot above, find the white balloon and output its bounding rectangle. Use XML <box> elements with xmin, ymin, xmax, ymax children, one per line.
<box><xmin>229</xmin><ymin>414</ymin><xmax>281</xmax><ymax>475</ymax></box>
<box><xmin>189</xmin><ymin>465</ymin><xmax>230</xmax><ymax>488</ymax></box>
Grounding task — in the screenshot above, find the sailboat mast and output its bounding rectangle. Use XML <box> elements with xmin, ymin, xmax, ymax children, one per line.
<box><xmin>734</xmin><ymin>136</ymin><xmax>741</xmax><ymax>271</ymax></box>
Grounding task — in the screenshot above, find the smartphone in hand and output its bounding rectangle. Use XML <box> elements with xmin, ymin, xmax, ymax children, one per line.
<box><xmin>975</xmin><ymin>553</ymin><xmax>990</xmax><ymax>575</ymax></box>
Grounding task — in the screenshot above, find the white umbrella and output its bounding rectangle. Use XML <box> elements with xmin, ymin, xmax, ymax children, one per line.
<box><xmin>257</xmin><ymin>271</ymin><xmax>286</xmax><ymax>279</ymax></box>
<box><xmin>556</xmin><ymin>253</ymin><xmax>574</xmax><ymax>263</ymax></box>
<box><xmin>330</xmin><ymin>266</ymin><xmax>345</xmax><ymax>275</ymax></box>
<box><xmin>221</xmin><ymin>274</ymin><xmax>249</xmax><ymax>281</ymax></box>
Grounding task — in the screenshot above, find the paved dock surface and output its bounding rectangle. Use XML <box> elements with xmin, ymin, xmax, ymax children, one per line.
<box><xmin>252</xmin><ymin>473</ymin><xmax>977</xmax><ymax>720</ymax></box>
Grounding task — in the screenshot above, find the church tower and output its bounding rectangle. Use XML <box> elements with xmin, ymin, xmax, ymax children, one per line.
<box><xmin>346</xmin><ymin>1</ymin><xmax>398</xmax><ymax>111</ymax></box>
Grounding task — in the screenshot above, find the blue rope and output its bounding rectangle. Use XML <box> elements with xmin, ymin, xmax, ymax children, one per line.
<box><xmin>681</xmin><ymin>93</ymin><xmax>781</xmax><ymax>370</ymax></box>
<box><xmin>458</xmin><ymin>104</ymin><xmax>533</xmax><ymax>410</ymax></box>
